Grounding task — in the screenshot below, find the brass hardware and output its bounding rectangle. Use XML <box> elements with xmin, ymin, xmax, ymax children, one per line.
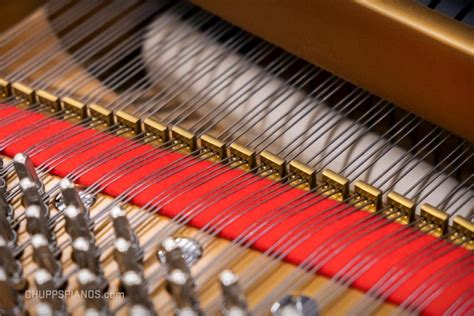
<box><xmin>36</xmin><ymin>90</ymin><xmax>61</xmax><ymax>112</ymax></box>
<box><xmin>143</xmin><ymin>117</ymin><xmax>169</xmax><ymax>142</ymax></box>
<box><xmin>259</xmin><ymin>151</ymin><xmax>286</xmax><ymax>178</ymax></box>
<box><xmin>352</xmin><ymin>181</ymin><xmax>382</xmax><ymax>212</ymax></box>
<box><xmin>171</xmin><ymin>126</ymin><xmax>197</xmax><ymax>151</ymax></box>
<box><xmin>11</xmin><ymin>82</ymin><xmax>36</xmax><ymax>105</ymax></box>
<box><xmin>115</xmin><ymin>110</ymin><xmax>141</xmax><ymax>134</ymax></box>
<box><xmin>320</xmin><ymin>169</ymin><xmax>349</xmax><ymax>201</ymax></box>
<box><xmin>0</xmin><ymin>78</ymin><xmax>11</xmax><ymax>98</ymax></box>
<box><xmin>385</xmin><ymin>191</ymin><xmax>415</xmax><ymax>224</ymax></box>
<box><xmin>288</xmin><ymin>160</ymin><xmax>316</xmax><ymax>190</ymax></box>
<box><xmin>449</xmin><ymin>216</ymin><xmax>473</xmax><ymax>249</ymax></box>
<box><xmin>62</xmin><ymin>97</ymin><xmax>87</xmax><ymax>119</ymax></box>
<box><xmin>418</xmin><ymin>204</ymin><xmax>449</xmax><ymax>237</ymax></box>
<box><xmin>89</xmin><ymin>103</ymin><xmax>113</xmax><ymax>126</ymax></box>
<box><xmin>228</xmin><ymin>142</ymin><xmax>256</xmax><ymax>170</ymax></box>
<box><xmin>200</xmin><ymin>134</ymin><xmax>227</xmax><ymax>159</ymax></box>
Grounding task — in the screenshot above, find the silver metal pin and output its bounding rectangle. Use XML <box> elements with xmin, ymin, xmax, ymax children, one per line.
<box><xmin>71</xmin><ymin>238</ymin><xmax>106</xmax><ymax>287</ymax></box>
<box><xmin>110</xmin><ymin>205</ymin><xmax>143</xmax><ymax>261</ymax></box>
<box><xmin>219</xmin><ymin>270</ymin><xmax>248</xmax><ymax>316</ymax></box>
<box><xmin>77</xmin><ymin>269</ymin><xmax>109</xmax><ymax>314</ymax></box>
<box><xmin>25</xmin><ymin>205</ymin><xmax>56</xmax><ymax>246</ymax></box>
<box><xmin>0</xmin><ymin>206</ymin><xmax>17</xmax><ymax>248</ymax></box>
<box><xmin>159</xmin><ymin>237</ymin><xmax>190</xmax><ymax>274</ymax></box>
<box><xmin>31</xmin><ymin>234</ymin><xmax>65</xmax><ymax>289</ymax></box>
<box><xmin>166</xmin><ymin>269</ymin><xmax>202</xmax><ymax>316</ymax></box>
<box><xmin>0</xmin><ymin>175</ymin><xmax>13</xmax><ymax>221</ymax></box>
<box><xmin>34</xmin><ymin>269</ymin><xmax>67</xmax><ymax>315</ymax></box>
<box><xmin>0</xmin><ymin>267</ymin><xmax>24</xmax><ymax>316</ymax></box>
<box><xmin>64</xmin><ymin>205</ymin><xmax>94</xmax><ymax>241</ymax></box>
<box><xmin>13</xmin><ymin>153</ymin><xmax>43</xmax><ymax>192</ymax></box>
<box><xmin>35</xmin><ymin>302</ymin><xmax>55</xmax><ymax>316</ymax></box>
<box><xmin>19</xmin><ymin>178</ymin><xmax>48</xmax><ymax>215</ymax></box>
<box><xmin>114</xmin><ymin>238</ymin><xmax>143</xmax><ymax>276</ymax></box>
<box><xmin>128</xmin><ymin>304</ymin><xmax>157</xmax><ymax>316</ymax></box>
<box><xmin>59</xmin><ymin>179</ymin><xmax>94</xmax><ymax>228</ymax></box>
<box><xmin>121</xmin><ymin>271</ymin><xmax>155</xmax><ymax>315</ymax></box>
<box><xmin>0</xmin><ymin>237</ymin><xmax>27</xmax><ymax>292</ymax></box>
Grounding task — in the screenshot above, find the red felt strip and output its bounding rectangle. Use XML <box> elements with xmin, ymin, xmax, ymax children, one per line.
<box><xmin>1</xmin><ymin>105</ymin><xmax>472</xmax><ymax>315</ymax></box>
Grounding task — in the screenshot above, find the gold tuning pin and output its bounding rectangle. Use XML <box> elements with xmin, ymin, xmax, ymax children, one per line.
<box><xmin>352</xmin><ymin>181</ymin><xmax>382</xmax><ymax>212</ymax></box>
<box><xmin>288</xmin><ymin>160</ymin><xmax>316</xmax><ymax>190</ymax></box>
<box><xmin>228</xmin><ymin>142</ymin><xmax>256</xmax><ymax>171</ymax></box>
<box><xmin>418</xmin><ymin>204</ymin><xmax>449</xmax><ymax>237</ymax></box>
<box><xmin>11</xmin><ymin>82</ymin><xmax>36</xmax><ymax>105</ymax></box>
<box><xmin>88</xmin><ymin>103</ymin><xmax>114</xmax><ymax>126</ymax></box>
<box><xmin>115</xmin><ymin>110</ymin><xmax>141</xmax><ymax>134</ymax></box>
<box><xmin>171</xmin><ymin>126</ymin><xmax>197</xmax><ymax>152</ymax></box>
<box><xmin>385</xmin><ymin>191</ymin><xmax>415</xmax><ymax>224</ymax></box>
<box><xmin>449</xmin><ymin>215</ymin><xmax>473</xmax><ymax>249</ymax></box>
<box><xmin>259</xmin><ymin>150</ymin><xmax>286</xmax><ymax>179</ymax></box>
<box><xmin>36</xmin><ymin>90</ymin><xmax>61</xmax><ymax>112</ymax></box>
<box><xmin>200</xmin><ymin>134</ymin><xmax>227</xmax><ymax>160</ymax></box>
<box><xmin>319</xmin><ymin>169</ymin><xmax>349</xmax><ymax>201</ymax></box>
<box><xmin>143</xmin><ymin>117</ymin><xmax>169</xmax><ymax>143</ymax></box>
<box><xmin>62</xmin><ymin>97</ymin><xmax>88</xmax><ymax>119</ymax></box>
<box><xmin>0</xmin><ymin>78</ymin><xmax>11</xmax><ymax>98</ymax></box>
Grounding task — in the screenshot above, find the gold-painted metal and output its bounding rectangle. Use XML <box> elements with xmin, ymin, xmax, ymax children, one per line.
<box><xmin>319</xmin><ymin>169</ymin><xmax>349</xmax><ymax>201</ymax></box>
<box><xmin>11</xmin><ymin>82</ymin><xmax>36</xmax><ymax>105</ymax></box>
<box><xmin>352</xmin><ymin>181</ymin><xmax>382</xmax><ymax>212</ymax></box>
<box><xmin>171</xmin><ymin>126</ymin><xmax>197</xmax><ymax>151</ymax></box>
<box><xmin>36</xmin><ymin>89</ymin><xmax>61</xmax><ymax>112</ymax></box>
<box><xmin>89</xmin><ymin>103</ymin><xmax>114</xmax><ymax>126</ymax></box>
<box><xmin>449</xmin><ymin>216</ymin><xmax>473</xmax><ymax>250</ymax></box>
<box><xmin>0</xmin><ymin>78</ymin><xmax>11</xmax><ymax>98</ymax></box>
<box><xmin>228</xmin><ymin>142</ymin><xmax>256</xmax><ymax>170</ymax></box>
<box><xmin>200</xmin><ymin>134</ymin><xmax>227</xmax><ymax>160</ymax></box>
<box><xmin>193</xmin><ymin>0</ymin><xmax>474</xmax><ymax>141</ymax></box>
<box><xmin>115</xmin><ymin>110</ymin><xmax>141</xmax><ymax>134</ymax></box>
<box><xmin>62</xmin><ymin>97</ymin><xmax>88</xmax><ymax>119</ymax></box>
<box><xmin>418</xmin><ymin>204</ymin><xmax>449</xmax><ymax>237</ymax></box>
<box><xmin>288</xmin><ymin>160</ymin><xmax>316</xmax><ymax>190</ymax></box>
<box><xmin>143</xmin><ymin>117</ymin><xmax>169</xmax><ymax>143</ymax></box>
<box><xmin>385</xmin><ymin>191</ymin><xmax>415</xmax><ymax>224</ymax></box>
<box><xmin>258</xmin><ymin>150</ymin><xmax>286</xmax><ymax>179</ymax></box>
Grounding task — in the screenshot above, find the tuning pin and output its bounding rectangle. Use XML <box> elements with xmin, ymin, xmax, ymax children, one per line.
<box><xmin>114</xmin><ymin>238</ymin><xmax>144</xmax><ymax>276</ymax></box>
<box><xmin>77</xmin><ymin>269</ymin><xmax>109</xmax><ymax>315</ymax></box>
<box><xmin>25</xmin><ymin>205</ymin><xmax>56</xmax><ymax>245</ymax></box>
<box><xmin>85</xmin><ymin>308</ymin><xmax>111</xmax><ymax>316</ymax></box>
<box><xmin>271</xmin><ymin>295</ymin><xmax>318</xmax><ymax>316</ymax></box>
<box><xmin>64</xmin><ymin>205</ymin><xmax>94</xmax><ymax>241</ymax></box>
<box><xmin>128</xmin><ymin>304</ymin><xmax>157</xmax><ymax>316</ymax></box>
<box><xmin>34</xmin><ymin>269</ymin><xmax>67</xmax><ymax>315</ymax></box>
<box><xmin>0</xmin><ymin>184</ymin><xmax>14</xmax><ymax>220</ymax></box>
<box><xmin>35</xmin><ymin>302</ymin><xmax>56</xmax><ymax>316</ymax></box>
<box><xmin>110</xmin><ymin>205</ymin><xmax>143</xmax><ymax>261</ymax></box>
<box><xmin>219</xmin><ymin>270</ymin><xmax>248</xmax><ymax>316</ymax></box>
<box><xmin>19</xmin><ymin>178</ymin><xmax>48</xmax><ymax>214</ymax></box>
<box><xmin>71</xmin><ymin>238</ymin><xmax>106</xmax><ymax>289</ymax></box>
<box><xmin>121</xmin><ymin>271</ymin><xmax>155</xmax><ymax>315</ymax></box>
<box><xmin>13</xmin><ymin>153</ymin><xmax>43</xmax><ymax>193</ymax></box>
<box><xmin>158</xmin><ymin>237</ymin><xmax>192</xmax><ymax>274</ymax></box>
<box><xmin>59</xmin><ymin>179</ymin><xmax>94</xmax><ymax>227</ymax></box>
<box><xmin>0</xmin><ymin>237</ymin><xmax>27</xmax><ymax>292</ymax></box>
<box><xmin>0</xmin><ymin>205</ymin><xmax>17</xmax><ymax>249</ymax></box>
<box><xmin>0</xmin><ymin>267</ymin><xmax>24</xmax><ymax>316</ymax></box>
<box><xmin>166</xmin><ymin>269</ymin><xmax>202</xmax><ymax>316</ymax></box>
<box><xmin>31</xmin><ymin>234</ymin><xmax>66</xmax><ymax>289</ymax></box>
